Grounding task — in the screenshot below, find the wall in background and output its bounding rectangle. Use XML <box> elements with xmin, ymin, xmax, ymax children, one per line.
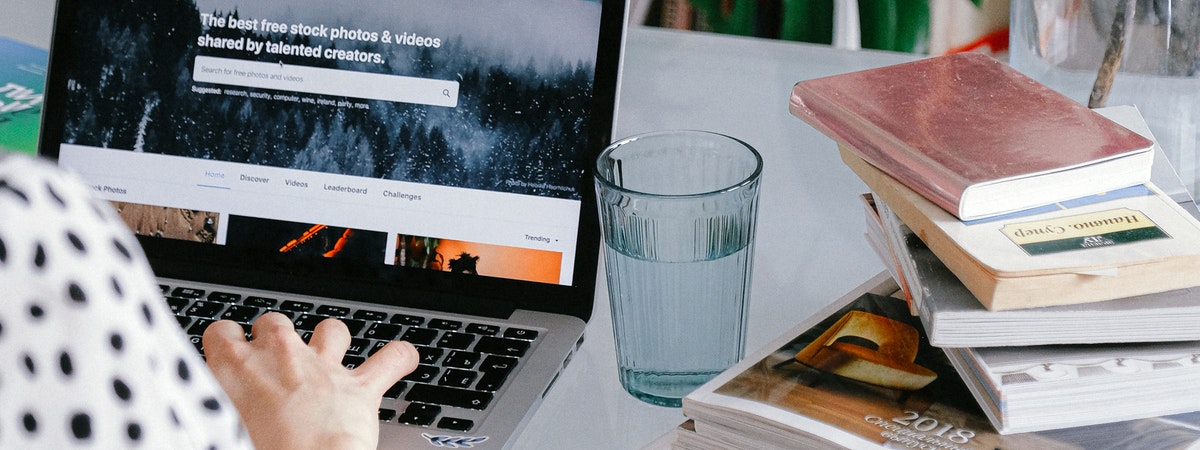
<box><xmin>640</xmin><ymin>0</ymin><xmax>1009</xmax><ymax>57</ymax></box>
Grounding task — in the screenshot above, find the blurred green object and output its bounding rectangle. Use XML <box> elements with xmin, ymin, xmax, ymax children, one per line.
<box><xmin>858</xmin><ymin>0</ymin><xmax>929</xmax><ymax>53</ymax></box>
<box><xmin>686</xmin><ymin>0</ymin><xmax>930</xmax><ymax>53</ymax></box>
<box><xmin>688</xmin><ymin>0</ymin><xmax>759</xmax><ymax>37</ymax></box>
<box><xmin>781</xmin><ymin>0</ymin><xmax>835</xmax><ymax>45</ymax></box>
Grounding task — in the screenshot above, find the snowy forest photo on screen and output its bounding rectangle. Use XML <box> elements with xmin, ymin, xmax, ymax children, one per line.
<box><xmin>59</xmin><ymin>0</ymin><xmax>603</xmax><ymax>200</ymax></box>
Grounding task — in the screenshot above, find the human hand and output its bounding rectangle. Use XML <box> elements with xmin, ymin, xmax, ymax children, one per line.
<box><xmin>202</xmin><ymin>312</ymin><xmax>419</xmax><ymax>450</ymax></box>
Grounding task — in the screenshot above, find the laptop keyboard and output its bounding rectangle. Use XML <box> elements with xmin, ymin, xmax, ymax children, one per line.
<box><xmin>162</xmin><ymin>282</ymin><xmax>540</xmax><ymax>433</ymax></box>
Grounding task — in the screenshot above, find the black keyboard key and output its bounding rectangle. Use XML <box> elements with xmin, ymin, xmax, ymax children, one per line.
<box><xmin>364</xmin><ymin>322</ymin><xmax>402</xmax><ymax>340</ymax></box>
<box><xmin>293</xmin><ymin>314</ymin><xmax>327</xmax><ymax>331</ymax></box>
<box><xmin>474</xmin><ymin>336</ymin><xmax>530</xmax><ymax>357</ymax></box>
<box><xmin>443</xmin><ymin>351</ymin><xmax>481</xmax><ymax>369</ymax></box>
<box><xmin>342</xmin><ymin>355</ymin><xmax>366</xmax><ymax>369</ymax></box>
<box><xmin>315</xmin><ymin>305</ymin><xmax>350</xmax><ymax>317</ymax></box>
<box><xmin>406</xmin><ymin>384</ymin><xmax>493</xmax><ymax>410</ymax></box>
<box><xmin>475</xmin><ymin>370</ymin><xmax>508</xmax><ymax>392</ymax></box>
<box><xmin>437</xmin><ymin>332</ymin><xmax>476</xmax><ymax>350</ymax></box>
<box><xmin>466</xmin><ymin>323</ymin><xmax>500</xmax><ymax>336</ymax></box>
<box><xmin>341</xmin><ymin>318</ymin><xmax>367</xmax><ymax>336</ymax></box>
<box><xmin>171</xmin><ymin>287</ymin><xmax>205</xmax><ymax>299</ymax></box>
<box><xmin>346</xmin><ymin>338</ymin><xmax>371</xmax><ymax>356</ymax></box>
<box><xmin>187</xmin><ymin>318</ymin><xmax>215</xmax><ymax>336</ymax></box>
<box><xmin>503</xmin><ymin>328</ymin><xmax>539</xmax><ymax>340</ymax></box>
<box><xmin>184</xmin><ymin>301</ymin><xmax>225</xmax><ymax>319</ymax></box>
<box><xmin>437</xmin><ymin>417</ymin><xmax>474</xmax><ymax>432</ymax></box>
<box><xmin>397</xmin><ymin>403</ymin><xmax>441</xmax><ymax>426</ymax></box>
<box><xmin>400</xmin><ymin>327</ymin><xmax>438</xmax><ymax>345</ymax></box>
<box><xmin>403</xmin><ymin>364</ymin><xmax>440</xmax><ymax>383</ymax></box>
<box><xmin>384</xmin><ymin>381</ymin><xmax>407</xmax><ymax>399</ymax></box>
<box><xmin>391</xmin><ymin>314</ymin><xmax>425</xmax><ymax>326</ymax></box>
<box><xmin>438</xmin><ymin>369</ymin><xmax>478</xmax><ymax>389</ymax></box>
<box><xmin>417</xmin><ymin>346</ymin><xmax>444</xmax><ymax>365</ymax></box>
<box><xmin>176</xmin><ymin>315</ymin><xmax>192</xmax><ymax>328</ymax></box>
<box><xmin>294</xmin><ymin>315</ymin><xmax>366</xmax><ymax>336</ymax></box>
<box><xmin>353</xmin><ymin>309</ymin><xmax>389</xmax><ymax>321</ymax></box>
<box><xmin>166</xmin><ymin>297</ymin><xmax>190</xmax><ymax>314</ymax></box>
<box><xmin>378</xmin><ymin>408</ymin><xmax>397</xmax><ymax>422</ymax></box>
<box><xmin>208</xmin><ymin>291</ymin><xmax>242</xmax><ymax>303</ymax></box>
<box><xmin>480</xmin><ymin>355</ymin><xmax>519</xmax><ymax>375</ymax></box>
<box><xmin>220</xmin><ymin>305</ymin><xmax>261</xmax><ymax>323</ymax></box>
<box><xmin>189</xmin><ymin>335</ymin><xmax>204</xmax><ymax>354</ymax></box>
<box><xmin>244</xmin><ymin>296</ymin><xmax>277</xmax><ymax>308</ymax></box>
<box><xmin>368</xmin><ymin>340</ymin><xmax>390</xmax><ymax>356</ymax></box>
<box><xmin>159</xmin><ymin>284</ymin><xmax>170</xmax><ymax>294</ymax></box>
<box><xmin>279</xmin><ymin>300</ymin><xmax>314</xmax><ymax>312</ymax></box>
<box><xmin>428</xmin><ymin>319</ymin><xmax>462</xmax><ymax>330</ymax></box>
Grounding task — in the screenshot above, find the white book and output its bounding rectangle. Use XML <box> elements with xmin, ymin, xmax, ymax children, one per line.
<box><xmin>904</xmin><ymin>225</ymin><xmax>1200</xmax><ymax>347</ymax></box>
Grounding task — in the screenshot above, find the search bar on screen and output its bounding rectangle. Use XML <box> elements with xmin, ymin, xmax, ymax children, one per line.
<box><xmin>193</xmin><ymin>55</ymin><xmax>459</xmax><ymax>107</ymax></box>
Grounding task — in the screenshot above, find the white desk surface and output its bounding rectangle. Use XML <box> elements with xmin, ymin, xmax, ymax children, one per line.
<box><xmin>3</xmin><ymin>3</ymin><xmax>921</xmax><ymax>448</ymax></box>
<box><xmin>515</xmin><ymin>27</ymin><xmax>916</xmax><ymax>450</ymax></box>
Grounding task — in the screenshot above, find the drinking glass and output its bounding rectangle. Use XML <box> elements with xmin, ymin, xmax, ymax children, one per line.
<box><xmin>594</xmin><ymin>130</ymin><xmax>762</xmax><ymax>407</ymax></box>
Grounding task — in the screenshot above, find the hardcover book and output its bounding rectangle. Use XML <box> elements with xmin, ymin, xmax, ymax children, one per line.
<box><xmin>678</xmin><ymin>273</ymin><xmax>1200</xmax><ymax>448</ymax></box>
<box><xmin>790</xmin><ymin>52</ymin><xmax>1154</xmax><ymax>221</ymax></box>
<box><xmin>0</xmin><ymin>37</ymin><xmax>47</xmax><ymax>155</ymax></box>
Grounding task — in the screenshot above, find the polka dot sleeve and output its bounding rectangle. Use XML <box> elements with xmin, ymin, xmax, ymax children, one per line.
<box><xmin>0</xmin><ymin>154</ymin><xmax>252</xmax><ymax>449</ymax></box>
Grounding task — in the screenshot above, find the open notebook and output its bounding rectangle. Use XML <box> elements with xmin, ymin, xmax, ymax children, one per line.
<box><xmin>37</xmin><ymin>0</ymin><xmax>626</xmax><ymax>448</ymax></box>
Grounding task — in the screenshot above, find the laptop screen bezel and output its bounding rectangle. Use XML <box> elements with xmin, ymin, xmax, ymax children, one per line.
<box><xmin>37</xmin><ymin>0</ymin><xmax>626</xmax><ymax>322</ymax></box>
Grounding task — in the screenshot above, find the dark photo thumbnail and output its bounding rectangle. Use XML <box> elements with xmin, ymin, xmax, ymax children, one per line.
<box><xmin>226</xmin><ymin>215</ymin><xmax>387</xmax><ymax>262</ymax></box>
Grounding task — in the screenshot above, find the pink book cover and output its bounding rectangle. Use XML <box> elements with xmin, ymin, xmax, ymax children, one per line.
<box><xmin>790</xmin><ymin>53</ymin><xmax>1154</xmax><ymax>220</ymax></box>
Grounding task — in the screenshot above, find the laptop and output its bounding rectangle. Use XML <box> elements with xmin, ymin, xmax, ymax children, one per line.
<box><xmin>37</xmin><ymin>0</ymin><xmax>625</xmax><ymax>448</ymax></box>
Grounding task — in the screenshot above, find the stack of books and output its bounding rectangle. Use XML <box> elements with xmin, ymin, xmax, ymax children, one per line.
<box><xmin>672</xmin><ymin>54</ymin><xmax>1200</xmax><ymax>449</ymax></box>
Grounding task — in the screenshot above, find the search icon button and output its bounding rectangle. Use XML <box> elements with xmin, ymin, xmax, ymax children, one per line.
<box><xmin>443</xmin><ymin>89</ymin><xmax>450</xmax><ymax>98</ymax></box>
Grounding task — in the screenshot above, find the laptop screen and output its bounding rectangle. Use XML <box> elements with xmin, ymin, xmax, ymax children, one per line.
<box><xmin>40</xmin><ymin>0</ymin><xmax>623</xmax><ymax>318</ymax></box>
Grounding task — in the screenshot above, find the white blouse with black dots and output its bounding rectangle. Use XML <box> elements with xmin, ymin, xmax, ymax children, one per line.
<box><xmin>0</xmin><ymin>154</ymin><xmax>253</xmax><ymax>449</ymax></box>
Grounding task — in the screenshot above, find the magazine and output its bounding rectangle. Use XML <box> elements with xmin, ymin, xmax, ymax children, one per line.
<box><xmin>680</xmin><ymin>272</ymin><xmax>1200</xmax><ymax>449</ymax></box>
